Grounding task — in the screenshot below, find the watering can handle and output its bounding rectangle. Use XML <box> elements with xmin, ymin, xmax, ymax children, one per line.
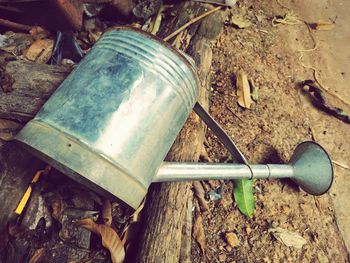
<box><xmin>193</xmin><ymin>102</ymin><xmax>249</xmax><ymax>165</ymax></box>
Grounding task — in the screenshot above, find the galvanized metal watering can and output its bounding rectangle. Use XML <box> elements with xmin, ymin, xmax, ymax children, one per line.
<box><xmin>16</xmin><ymin>28</ymin><xmax>333</xmax><ymax>209</ymax></box>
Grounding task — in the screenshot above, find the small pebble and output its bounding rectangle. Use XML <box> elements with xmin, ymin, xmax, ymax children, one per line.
<box><xmin>246</xmin><ymin>226</ymin><xmax>252</xmax><ymax>235</ymax></box>
<box><xmin>218</xmin><ymin>253</ymin><xmax>227</xmax><ymax>262</ymax></box>
<box><xmin>225</xmin><ymin>232</ymin><xmax>240</xmax><ymax>247</ymax></box>
<box><xmin>226</xmin><ymin>245</ymin><xmax>233</xmax><ymax>252</ymax></box>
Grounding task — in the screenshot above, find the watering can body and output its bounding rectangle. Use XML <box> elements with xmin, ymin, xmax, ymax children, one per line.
<box><xmin>16</xmin><ymin>28</ymin><xmax>199</xmax><ymax>209</ymax></box>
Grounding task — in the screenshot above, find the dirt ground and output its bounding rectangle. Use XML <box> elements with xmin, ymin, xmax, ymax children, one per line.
<box><xmin>191</xmin><ymin>0</ymin><xmax>350</xmax><ymax>262</ymax></box>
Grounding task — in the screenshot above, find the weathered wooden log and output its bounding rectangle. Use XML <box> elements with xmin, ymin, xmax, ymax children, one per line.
<box><xmin>134</xmin><ymin>3</ymin><xmax>224</xmax><ymax>262</ymax></box>
<box><xmin>0</xmin><ymin>142</ymin><xmax>44</xmax><ymax>234</ymax></box>
<box><xmin>0</xmin><ymin>53</ymin><xmax>67</xmax><ymax>239</ymax></box>
<box><xmin>0</xmin><ymin>54</ymin><xmax>70</xmax><ymax>122</ymax></box>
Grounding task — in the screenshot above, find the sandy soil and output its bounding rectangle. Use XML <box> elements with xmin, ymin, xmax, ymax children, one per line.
<box><xmin>191</xmin><ymin>0</ymin><xmax>350</xmax><ymax>262</ymax></box>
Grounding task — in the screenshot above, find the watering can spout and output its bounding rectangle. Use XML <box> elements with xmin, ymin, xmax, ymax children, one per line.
<box><xmin>154</xmin><ymin>141</ymin><xmax>334</xmax><ymax>196</ymax></box>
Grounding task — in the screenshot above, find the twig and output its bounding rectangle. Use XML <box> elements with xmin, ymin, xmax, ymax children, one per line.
<box><xmin>0</xmin><ymin>18</ymin><xmax>31</xmax><ymax>31</ymax></box>
<box><xmin>193</xmin><ymin>181</ymin><xmax>210</xmax><ymax>212</ymax></box>
<box><xmin>151</xmin><ymin>4</ymin><xmax>163</xmax><ymax>35</ymax></box>
<box><xmin>163</xmin><ymin>6</ymin><xmax>221</xmax><ymax>41</ymax></box>
<box><xmin>226</xmin><ymin>105</ymin><xmax>244</xmax><ymax>122</ymax></box>
<box><xmin>298</xmin><ymin>21</ymin><xmax>317</xmax><ymax>52</ymax></box>
<box><xmin>332</xmin><ymin>160</ymin><xmax>349</xmax><ymax>170</ymax></box>
<box><xmin>0</xmin><ymin>5</ymin><xmax>24</xmax><ymax>13</ymax></box>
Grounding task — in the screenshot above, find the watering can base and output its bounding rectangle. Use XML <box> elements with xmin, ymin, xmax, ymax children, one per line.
<box><xmin>15</xmin><ymin>120</ymin><xmax>147</xmax><ymax>210</ymax></box>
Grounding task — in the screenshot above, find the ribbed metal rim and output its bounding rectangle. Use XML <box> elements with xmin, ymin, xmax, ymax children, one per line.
<box><xmin>98</xmin><ymin>27</ymin><xmax>200</xmax><ymax>108</ymax></box>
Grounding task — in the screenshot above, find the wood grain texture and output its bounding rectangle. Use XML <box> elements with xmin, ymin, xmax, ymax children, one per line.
<box><xmin>0</xmin><ymin>56</ymin><xmax>69</xmax><ymax>122</ymax></box>
<box><xmin>0</xmin><ymin>142</ymin><xmax>44</xmax><ymax>234</ymax></box>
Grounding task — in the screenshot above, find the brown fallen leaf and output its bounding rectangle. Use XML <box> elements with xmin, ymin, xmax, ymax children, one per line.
<box><xmin>236</xmin><ymin>70</ymin><xmax>253</xmax><ymax>109</ymax></box>
<box><xmin>269</xmin><ymin>227</ymin><xmax>306</xmax><ymax>249</ymax></box>
<box><xmin>199</xmin><ymin>145</ymin><xmax>213</xmax><ymax>162</ymax></box>
<box><xmin>29</xmin><ymin>248</ymin><xmax>45</xmax><ymax>263</ymax></box>
<box><xmin>193</xmin><ymin>181</ymin><xmax>210</xmax><ymax>212</ymax></box>
<box><xmin>315</xmin><ymin>20</ymin><xmax>335</xmax><ymax>31</ymax></box>
<box><xmin>231</xmin><ymin>16</ymin><xmax>252</xmax><ymax>29</ymax></box>
<box><xmin>102</xmin><ymin>199</ymin><xmax>112</xmax><ymax>226</ymax></box>
<box><xmin>43</xmin><ymin>192</ymin><xmax>64</xmax><ymax>223</ymax></box>
<box><xmin>0</xmin><ymin>32</ymin><xmax>34</xmax><ymax>56</ymax></box>
<box><xmin>0</xmin><ymin>119</ymin><xmax>21</xmax><ymax>141</ymax></box>
<box><xmin>272</xmin><ymin>13</ymin><xmax>301</xmax><ymax>26</ymax></box>
<box><xmin>25</xmin><ymin>39</ymin><xmax>54</xmax><ymax>64</ymax></box>
<box><xmin>193</xmin><ymin>208</ymin><xmax>206</xmax><ymax>254</ymax></box>
<box><xmin>77</xmin><ymin>218</ymin><xmax>125</xmax><ymax>263</ymax></box>
<box><xmin>29</xmin><ymin>26</ymin><xmax>50</xmax><ymax>40</ymax></box>
<box><xmin>121</xmin><ymin>198</ymin><xmax>145</xmax><ymax>249</ymax></box>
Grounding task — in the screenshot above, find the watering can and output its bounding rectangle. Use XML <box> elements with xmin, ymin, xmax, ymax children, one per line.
<box><xmin>15</xmin><ymin>27</ymin><xmax>333</xmax><ymax>209</ymax></box>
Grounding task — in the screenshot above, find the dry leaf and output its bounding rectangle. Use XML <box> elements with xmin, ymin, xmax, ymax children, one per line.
<box><xmin>236</xmin><ymin>70</ymin><xmax>253</xmax><ymax>109</ymax></box>
<box><xmin>51</xmin><ymin>194</ymin><xmax>63</xmax><ymax>222</ymax></box>
<box><xmin>0</xmin><ymin>119</ymin><xmax>21</xmax><ymax>141</ymax></box>
<box><xmin>193</xmin><ymin>209</ymin><xmax>206</xmax><ymax>254</ymax></box>
<box><xmin>255</xmin><ymin>14</ymin><xmax>265</xmax><ymax>23</ymax></box>
<box><xmin>88</xmin><ymin>31</ymin><xmax>102</xmax><ymax>44</ymax></box>
<box><xmin>30</xmin><ymin>26</ymin><xmax>50</xmax><ymax>40</ymax></box>
<box><xmin>44</xmin><ymin>192</ymin><xmax>64</xmax><ymax>223</ymax></box>
<box><xmin>25</xmin><ymin>39</ymin><xmax>54</xmax><ymax>64</ymax></box>
<box><xmin>102</xmin><ymin>199</ymin><xmax>112</xmax><ymax>226</ymax></box>
<box><xmin>0</xmin><ymin>32</ymin><xmax>34</xmax><ymax>56</ymax></box>
<box><xmin>131</xmin><ymin>197</ymin><xmax>145</xmax><ymax>222</ymax></box>
<box><xmin>29</xmin><ymin>248</ymin><xmax>45</xmax><ymax>263</ymax></box>
<box><xmin>315</xmin><ymin>20</ymin><xmax>335</xmax><ymax>31</ymax></box>
<box><xmin>121</xmin><ymin>222</ymin><xmax>140</xmax><ymax>249</ymax></box>
<box><xmin>272</xmin><ymin>13</ymin><xmax>301</xmax><ymax>26</ymax></box>
<box><xmin>231</xmin><ymin>16</ymin><xmax>252</xmax><ymax>28</ymax></box>
<box><xmin>77</xmin><ymin>218</ymin><xmax>125</xmax><ymax>263</ymax></box>
<box><xmin>199</xmin><ymin>145</ymin><xmax>212</xmax><ymax>162</ymax></box>
<box><xmin>193</xmin><ymin>181</ymin><xmax>210</xmax><ymax>212</ymax></box>
<box><xmin>269</xmin><ymin>227</ymin><xmax>307</xmax><ymax>249</ymax></box>
<box><xmin>121</xmin><ymin>198</ymin><xmax>145</xmax><ymax>248</ymax></box>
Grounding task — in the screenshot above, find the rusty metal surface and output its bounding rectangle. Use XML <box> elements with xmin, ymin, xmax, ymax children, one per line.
<box><xmin>52</xmin><ymin>0</ymin><xmax>83</xmax><ymax>30</ymax></box>
<box><xmin>0</xmin><ymin>0</ymin><xmax>83</xmax><ymax>30</ymax></box>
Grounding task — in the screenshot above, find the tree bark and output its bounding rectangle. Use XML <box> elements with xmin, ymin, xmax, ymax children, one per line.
<box><xmin>0</xmin><ymin>54</ymin><xmax>69</xmax><ymax>237</ymax></box>
<box><xmin>0</xmin><ymin>142</ymin><xmax>44</xmax><ymax>234</ymax></box>
<box><xmin>0</xmin><ymin>54</ymin><xmax>69</xmax><ymax>122</ymax></box>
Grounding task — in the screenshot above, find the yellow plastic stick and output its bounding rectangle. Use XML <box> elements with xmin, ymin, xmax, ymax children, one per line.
<box><xmin>15</xmin><ymin>166</ymin><xmax>51</xmax><ymax>215</ymax></box>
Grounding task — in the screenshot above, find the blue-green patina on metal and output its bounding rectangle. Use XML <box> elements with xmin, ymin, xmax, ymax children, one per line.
<box><xmin>16</xmin><ymin>27</ymin><xmax>200</xmax><ymax>209</ymax></box>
